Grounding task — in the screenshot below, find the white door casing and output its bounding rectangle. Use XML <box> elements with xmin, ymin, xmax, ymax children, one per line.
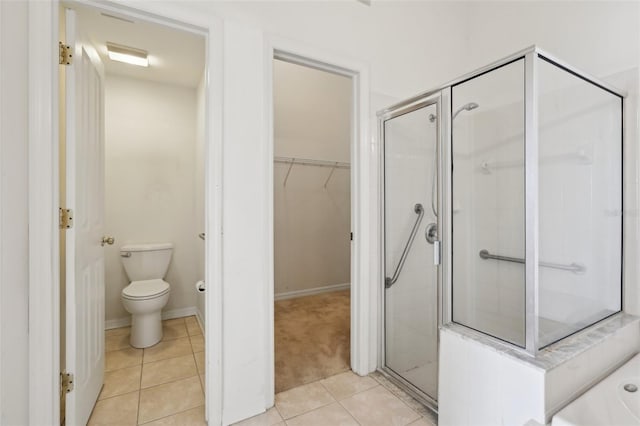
<box><xmin>27</xmin><ymin>2</ymin><xmax>223</xmax><ymax>425</ymax></box>
<box><xmin>64</xmin><ymin>8</ymin><xmax>106</xmax><ymax>426</ymax></box>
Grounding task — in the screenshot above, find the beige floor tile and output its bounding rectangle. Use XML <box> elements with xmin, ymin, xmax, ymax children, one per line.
<box><xmin>340</xmin><ymin>385</ymin><xmax>420</xmax><ymax>426</ymax></box>
<box><xmin>88</xmin><ymin>391</ymin><xmax>139</xmax><ymax>425</ymax></box>
<box><xmin>190</xmin><ymin>334</ymin><xmax>204</xmax><ymax>353</ymax></box>
<box><xmin>106</xmin><ymin>326</ymin><xmax>131</xmax><ymax>337</ymax></box>
<box><xmin>194</xmin><ymin>351</ymin><xmax>205</xmax><ymax>374</ymax></box>
<box><xmin>106</xmin><ymin>333</ymin><xmax>131</xmax><ymax>352</ymax></box>
<box><xmin>138</xmin><ymin>376</ymin><xmax>204</xmax><ymax>424</ymax></box>
<box><xmin>141</xmin><ymin>354</ymin><xmax>198</xmax><ymax>389</ymax></box>
<box><xmin>232</xmin><ymin>407</ymin><xmax>283</xmax><ymax>426</ymax></box>
<box><xmin>186</xmin><ymin>316</ymin><xmax>202</xmax><ymax>336</ymax></box>
<box><xmin>140</xmin><ymin>405</ymin><xmax>206</xmax><ymax>426</ymax></box>
<box><xmin>286</xmin><ymin>402</ymin><xmax>358</xmax><ymax>426</ymax></box>
<box><xmin>408</xmin><ymin>417</ymin><xmax>437</xmax><ymax>426</ymax></box>
<box><xmin>163</xmin><ymin>317</ymin><xmax>185</xmax><ymax>327</ymax></box>
<box><xmin>99</xmin><ymin>365</ymin><xmax>142</xmax><ymax>400</ymax></box>
<box><xmin>143</xmin><ymin>337</ymin><xmax>192</xmax><ymax>363</ymax></box>
<box><xmin>275</xmin><ymin>381</ymin><xmax>335</xmax><ymax>419</ymax></box>
<box><xmin>162</xmin><ymin>320</ymin><xmax>188</xmax><ymax>341</ymax></box>
<box><xmin>321</xmin><ymin>371</ymin><xmax>378</xmax><ymax>400</ymax></box>
<box><xmin>200</xmin><ymin>374</ymin><xmax>205</xmax><ymax>392</ymax></box>
<box><xmin>105</xmin><ymin>347</ymin><xmax>143</xmax><ymax>372</ymax></box>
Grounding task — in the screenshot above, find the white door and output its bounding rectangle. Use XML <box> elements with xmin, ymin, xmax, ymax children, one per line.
<box><xmin>65</xmin><ymin>8</ymin><xmax>106</xmax><ymax>426</ymax></box>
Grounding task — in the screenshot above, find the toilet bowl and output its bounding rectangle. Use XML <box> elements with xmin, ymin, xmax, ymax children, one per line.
<box><xmin>121</xmin><ymin>279</ymin><xmax>170</xmax><ymax>348</ymax></box>
<box><xmin>120</xmin><ymin>243</ymin><xmax>173</xmax><ymax>348</ymax></box>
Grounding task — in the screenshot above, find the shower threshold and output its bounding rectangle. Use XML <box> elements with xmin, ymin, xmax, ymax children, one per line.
<box><xmin>375</xmin><ymin>367</ymin><xmax>439</xmax><ymax>420</ymax></box>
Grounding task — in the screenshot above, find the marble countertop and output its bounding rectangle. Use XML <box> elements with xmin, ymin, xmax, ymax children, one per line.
<box><xmin>441</xmin><ymin>313</ymin><xmax>640</xmax><ymax>371</ymax></box>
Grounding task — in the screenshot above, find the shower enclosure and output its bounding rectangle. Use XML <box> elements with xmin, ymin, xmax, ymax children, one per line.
<box><xmin>379</xmin><ymin>46</ymin><xmax>623</xmax><ymax>408</ymax></box>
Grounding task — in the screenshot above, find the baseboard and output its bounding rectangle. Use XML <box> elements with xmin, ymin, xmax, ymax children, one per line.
<box><xmin>105</xmin><ymin>306</ymin><xmax>199</xmax><ymax>330</ymax></box>
<box><xmin>195</xmin><ymin>307</ymin><xmax>205</xmax><ymax>333</ymax></box>
<box><xmin>274</xmin><ymin>282</ymin><xmax>350</xmax><ymax>301</ymax></box>
<box><xmin>105</xmin><ymin>317</ymin><xmax>131</xmax><ymax>330</ymax></box>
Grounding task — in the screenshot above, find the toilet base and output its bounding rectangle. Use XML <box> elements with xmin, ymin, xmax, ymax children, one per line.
<box><xmin>130</xmin><ymin>311</ymin><xmax>163</xmax><ymax>348</ymax></box>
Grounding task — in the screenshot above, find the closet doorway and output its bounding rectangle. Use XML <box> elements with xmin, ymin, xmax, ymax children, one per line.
<box><xmin>273</xmin><ymin>58</ymin><xmax>353</xmax><ymax>393</ymax></box>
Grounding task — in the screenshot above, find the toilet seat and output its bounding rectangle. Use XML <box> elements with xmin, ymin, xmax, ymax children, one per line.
<box><xmin>122</xmin><ymin>279</ymin><xmax>170</xmax><ymax>300</ymax></box>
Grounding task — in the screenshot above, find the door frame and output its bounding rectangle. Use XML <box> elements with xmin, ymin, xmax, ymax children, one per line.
<box><xmin>27</xmin><ymin>1</ymin><xmax>223</xmax><ymax>424</ymax></box>
<box><xmin>263</xmin><ymin>35</ymin><xmax>374</xmax><ymax>403</ymax></box>
<box><xmin>376</xmin><ymin>91</ymin><xmax>443</xmax><ymax>410</ymax></box>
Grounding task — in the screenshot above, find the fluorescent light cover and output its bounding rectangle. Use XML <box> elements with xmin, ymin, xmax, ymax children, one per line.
<box><xmin>106</xmin><ymin>42</ymin><xmax>148</xmax><ymax>67</ymax></box>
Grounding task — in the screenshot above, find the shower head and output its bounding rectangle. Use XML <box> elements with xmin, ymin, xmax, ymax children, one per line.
<box><xmin>452</xmin><ymin>102</ymin><xmax>479</xmax><ymax>120</ymax></box>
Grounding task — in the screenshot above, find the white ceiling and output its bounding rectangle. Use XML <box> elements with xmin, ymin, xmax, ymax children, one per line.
<box><xmin>74</xmin><ymin>5</ymin><xmax>205</xmax><ymax>88</ymax></box>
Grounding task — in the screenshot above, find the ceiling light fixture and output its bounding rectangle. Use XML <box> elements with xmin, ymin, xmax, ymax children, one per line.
<box><xmin>106</xmin><ymin>42</ymin><xmax>149</xmax><ymax>67</ymax></box>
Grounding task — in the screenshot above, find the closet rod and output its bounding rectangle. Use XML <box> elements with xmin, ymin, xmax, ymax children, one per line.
<box><xmin>274</xmin><ymin>156</ymin><xmax>350</xmax><ymax>169</ymax></box>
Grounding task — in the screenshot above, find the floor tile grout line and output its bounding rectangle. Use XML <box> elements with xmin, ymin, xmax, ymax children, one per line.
<box><xmin>140</xmin><ymin>372</ymin><xmax>201</xmax><ymax>393</ymax></box>
<box><xmin>140</xmin><ymin>351</ymin><xmax>197</xmax><ymax>369</ymax></box>
<box><xmin>272</xmin><ymin>404</ymin><xmax>285</xmax><ymax>424</ymax></box>
<box><xmin>379</xmin><ymin>388</ymin><xmax>422</xmax><ymax>421</ymax></box>
<box><xmin>143</xmin><ymin>348</ymin><xmax>196</xmax><ymax>364</ymax></box>
<box><xmin>281</xmin><ymin>399</ymin><xmax>336</xmax><ymax>422</ymax></box>
<box><xmin>370</xmin><ymin>375</ymin><xmax>426</xmax><ymax>420</ymax></box>
<box><xmin>101</xmin><ymin>363</ymin><xmax>199</xmax><ymax>402</ymax></box>
<box><xmin>106</xmin><ymin>332</ymin><xmax>190</xmax><ymax>353</ymax></box>
<box><xmin>136</xmin><ymin>403</ymin><xmax>205</xmax><ymax>426</ymax></box>
<box><xmin>317</xmin><ymin>373</ymin><xmax>380</xmax><ymax>402</ymax></box>
<box><xmin>335</xmin><ymin>399</ymin><xmax>363</xmax><ymax>426</ymax></box>
<box><xmin>192</xmin><ymin>343</ymin><xmax>205</xmax><ymax>394</ymax></box>
<box><xmin>276</xmin><ymin>381</ymin><xmax>337</xmax><ymax>420</ymax></box>
<box><xmin>283</xmin><ymin>395</ymin><xmax>362</xmax><ymax>426</ymax></box>
<box><xmin>136</xmin><ymin>376</ymin><xmax>205</xmax><ymax>424</ymax></box>
<box><xmin>136</xmin><ymin>350</ymin><xmax>144</xmax><ymax>426</ymax></box>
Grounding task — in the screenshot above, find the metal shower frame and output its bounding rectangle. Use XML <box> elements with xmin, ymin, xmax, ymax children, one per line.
<box><xmin>378</xmin><ymin>44</ymin><xmax>626</xmax><ymax>373</ymax></box>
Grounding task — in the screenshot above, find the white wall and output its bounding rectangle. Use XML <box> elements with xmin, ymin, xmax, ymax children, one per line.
<box><xmin>273</xmin><ymin>60</ymin><xmax>351</xmax><ymax>296</ymax></box>
<box><xmin>0</xmin><ymin>1</ymin><xmax>29</xmax><ymax>423</ymax></box>
<box><xmin>3</xmin><ymin>2</ymin><xmax>639</xmax><ymax>425</ymax></box>
<box><xmin>180</xmin><ymin>2</ymin><xmax>640</xmax><ymax>424</ymax></box>
<box><xmin>220</xmin><ymin>21</ymin><xmax>270</xmax><ymax>423</ymax></box>
<box><xmin>104</xmin><ymin>74</ymin><xmax>201</xmax><ymax>324</ymax></box>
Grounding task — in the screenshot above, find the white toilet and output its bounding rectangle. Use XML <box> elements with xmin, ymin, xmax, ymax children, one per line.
<box><xmin>120</xmin><ymin>243</ymin><xmax>173</xmax><ymax>348</ymax></box>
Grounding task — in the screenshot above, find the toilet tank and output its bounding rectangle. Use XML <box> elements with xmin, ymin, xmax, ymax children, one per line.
<box><xmin>120</xmin><ymin>243</ymin><xmax>173</xmax><ymax>281</ymax></box>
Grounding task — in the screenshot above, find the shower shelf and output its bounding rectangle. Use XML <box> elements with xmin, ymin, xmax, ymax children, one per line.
<box><xmin>274</xmin><ymin>156</ymin><xmax>350</xmax><ymax>187</ymax></box>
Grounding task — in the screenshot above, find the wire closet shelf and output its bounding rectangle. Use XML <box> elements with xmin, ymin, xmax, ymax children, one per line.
<box><xmin>274</xmin><ymin>156</ymin><xmax>350</xmax><ymax>187</ymax></box>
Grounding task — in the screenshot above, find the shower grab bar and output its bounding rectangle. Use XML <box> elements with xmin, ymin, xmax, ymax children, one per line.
<box><xmin>385</xmin><ymin>204</ymin><xmax>424</xmax><ymax>289</ymax></box>
<box><xmin>479</xmin><ymin>249</ymin><xmax>586</xmax><ymax>274</ymax></box>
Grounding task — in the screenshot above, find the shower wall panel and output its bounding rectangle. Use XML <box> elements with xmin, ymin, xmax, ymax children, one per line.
<box><xmin>451</xmin><ymin>59</ymin><xmax>526</xmax><ymax>347</ymax></box>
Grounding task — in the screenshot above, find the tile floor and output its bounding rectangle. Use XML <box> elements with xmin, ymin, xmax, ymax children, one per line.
<box><xmin>234</xmin><ymin>370</ymin><xmax>437</xmax><ymax>426</ymax></box>
<box><xmin>89</xmin><ymin>316</ymin><xmax>205</xmax><ymax>425</ymax></box>
<box><xmin>94</xmin><ymin>316</ymin><xmax>437</xmax><ymax>426</ymax></box>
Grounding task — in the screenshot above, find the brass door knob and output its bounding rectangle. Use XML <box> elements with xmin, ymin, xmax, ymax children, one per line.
<box><xmin>101</xmin><ymin>236</ymin><xmax>115</xmax><ymax>246</ymax></box>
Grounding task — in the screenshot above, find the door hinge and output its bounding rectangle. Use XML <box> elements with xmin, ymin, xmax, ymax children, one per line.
<box><xmin>61</xmin><ymin>372</ymin><xmax>74</xmax><ymax>394</ymax></box>
<box><xmin>59</xmin><ymin>208</ymin><xmax>73</xmax><ymax>229</ymax></box>
<box><xmin>59</xmin><ymin>42</ymin><xmax>72</xmax><ymax>65</ymax></box>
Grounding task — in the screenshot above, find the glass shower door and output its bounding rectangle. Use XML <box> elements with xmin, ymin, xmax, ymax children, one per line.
<box><xmin>383</xmin><ymin>101</ymin><xmax>439</xmax><ymax>403</ymax></box>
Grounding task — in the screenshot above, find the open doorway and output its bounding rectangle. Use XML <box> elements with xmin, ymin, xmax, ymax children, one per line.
<box><xmin>59</xmin><ymin>3</ymin><xmax>207</xmax><ymax>424</ymax></box>
<box><xmin>272</xmin><ymin>58</ymin><xmax>353</xmax><ymax>393</ymax></box>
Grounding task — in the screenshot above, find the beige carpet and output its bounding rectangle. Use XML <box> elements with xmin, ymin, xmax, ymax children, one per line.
<box><xmin>275</xmin><ymin>289</ymin><xmax>350</xmax><ymax>393</ymax></box>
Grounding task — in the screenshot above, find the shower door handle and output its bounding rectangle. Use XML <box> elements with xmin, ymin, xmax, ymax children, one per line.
<box><xmin>425</xmin><ymin>223</ymin><xmax>440</xmax><ymax>265</ymax></box>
